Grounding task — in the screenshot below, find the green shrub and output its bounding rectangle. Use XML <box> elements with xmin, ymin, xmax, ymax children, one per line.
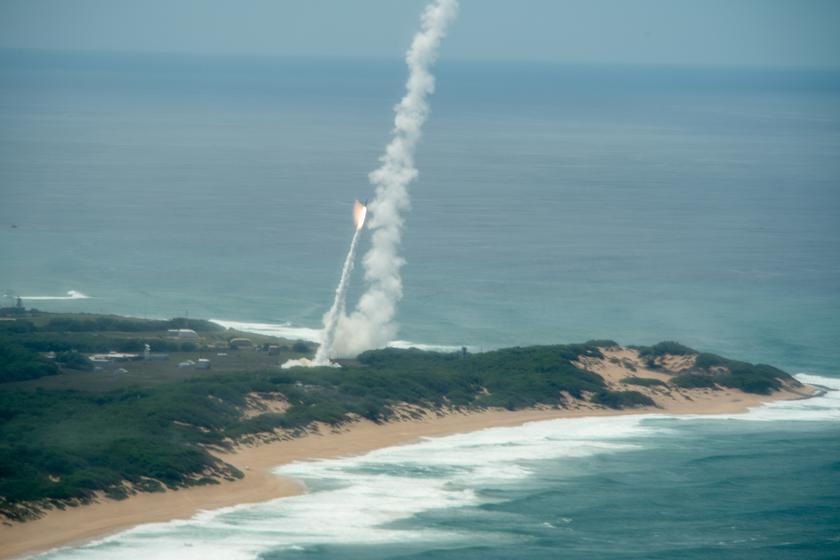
<box><xmin>716</xmin><ymin>363</ymin><xmax>787</xmax><ymax>394</ymax></box>
<box><xmin>637</xmin><ymin>341</ymin><xmax>697</xmax><ymax>358</ymax></box>
<box><xmin>55</xmin><ymin>351</ymin><xmax>92</xmax><ymax>371</ymax></box>
<box><xmin>0</xmin><ymin>320</ymin><xmax>37</xmax><ymax>334</ymax></box>
<box><xmin>691</xmin><ymin>354</ymin><xmax>792</xmax><ymax>394</ymax></box>
<box><xmin>591</xmin><ymin>390</ymin><xmax>655</xmax><ymax>409</ymax></box>
<box><xmin>672</xmin><ymin>373</ymin><xmax>717</xmax><ymax>389</ymax></box>
<box><xmin>584</xmin><ymin>339</ymin><xmax>620</xmax><ymax>349</ymax></box>
<box><xmin>292</xmin><ymin>340</ymin><xmax>311</xmax><ymax>353</ymax></box>
<box><xmin>620</xmin><ymin>376</ymin><xmax>667</xmax><ymax>387</ymax></box>
<box><xmin>694</xmin><ymin>353</ymin><xmax>729</xmax><ymax>370</ymax></box>
<box><xmin>0</xmin><ymin>341</ymin><xmax>59</xmax><ymax>382</ymax></box>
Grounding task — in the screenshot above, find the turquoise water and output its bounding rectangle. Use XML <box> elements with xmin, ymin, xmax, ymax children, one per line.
<box><xmin>2</xmin><ymin>51</ymin><xmax>839</xmax><ymax>558</ymax></box>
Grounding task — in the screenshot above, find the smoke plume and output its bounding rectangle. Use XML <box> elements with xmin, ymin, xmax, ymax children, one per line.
<box><xmin>313</xmin><ymin>228</ymin><xmax>361</xmax><ymax>364</ymax></box>
<box><xmin>330</xmin><ymin>0</ymin><xmax>458</xmax><ymax>357</ymax></box>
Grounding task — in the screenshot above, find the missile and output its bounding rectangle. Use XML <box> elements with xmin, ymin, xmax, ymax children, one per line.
<box><xmin>353</xmin><ymin>199</ymin><xmax>368</xmax><ymax>231</ymax></box>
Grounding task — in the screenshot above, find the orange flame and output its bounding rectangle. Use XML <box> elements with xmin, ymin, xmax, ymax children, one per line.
<box><xmin>353</xmin><ymin>200</ymin><xmax>367</xmax><ymax>231</ymax></box>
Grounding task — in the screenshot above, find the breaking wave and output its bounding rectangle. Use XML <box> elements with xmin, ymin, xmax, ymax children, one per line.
<box><xmin>39</xmin><ymin>415</ymin><xmax>655</xmax><ymax>559</ymax></box>
<box><xmin>210</xmin><ymin>319</ymin><xmax>467</xmax><ymax>353</ymax></box>
<box><xmin>209</xmin><ymin>319</ymin><xmax>322</xmax><ymax>343</ymax></box>
<box><xmin>692</xmin><ymin>373</ymin><xmax>840</xmax><ymax>423</ymax></box>
<box><xmin>18</xmin><ymin>290</ymin><xmax>91</xmax><ymax>300</ymax></box>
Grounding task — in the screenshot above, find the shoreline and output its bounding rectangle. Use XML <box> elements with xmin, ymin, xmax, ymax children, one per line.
<box><xmin>0</xmin><ymin>384</ymin><xmax>816</xmax><ymax>559</ymax></box>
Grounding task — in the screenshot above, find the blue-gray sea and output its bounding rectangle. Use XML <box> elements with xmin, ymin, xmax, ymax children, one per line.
<box><xmin>1</xmin><ymin>51</ymin><xmax>839</xmax><ymax>559</ymax></box>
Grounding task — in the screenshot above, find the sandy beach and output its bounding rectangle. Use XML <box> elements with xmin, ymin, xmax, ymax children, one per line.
<box><xmin>0</xmin><ymin>376</ymin><xmax>816</xmax><ymax>559</ymax></box>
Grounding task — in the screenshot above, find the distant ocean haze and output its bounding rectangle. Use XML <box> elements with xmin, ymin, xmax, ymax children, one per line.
<box><xmin>0</xmin><ymin>50</ymin><xmax>838</xmax><ymax>374</ymax></box>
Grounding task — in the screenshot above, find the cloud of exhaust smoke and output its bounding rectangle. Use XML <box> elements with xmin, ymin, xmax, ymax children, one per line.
<box><xmin>331</xmin><ymin>0</ymin><xmax>458</xmax><ymax>357</ymax></box>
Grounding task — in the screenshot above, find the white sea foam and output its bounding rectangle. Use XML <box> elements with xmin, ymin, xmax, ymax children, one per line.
<box><xmin>795</xmin><ymin>372</ymin><xmax>840</xmax><ymax>391</ymax></box>
<box><xmin>209</xmin><ymin>319</ymin><xmax>322</xmax><ymax>343</ymax></box>
<box><xmin>386</xmin><ymin>339</ymin><xmax>467</xmax><ymax>352</ymax></box>
<box><xmin>736</xmin><ymin>372</ymin><xmax>840</xmax><ymax>421</ymax></box>
<box><xmin>675</xmin><ymin>373</ymin><xmax>840</xmax><ymax>423</ymax></box>
<box><xmin>18</xmin><ymin>290</ymin><xmax>91</xmax><ymax>301</ymax></box>
<box><xmin>210</xmin><ymin>319</ymin><xmax>468</xmax><ymax>354</ymax></box>
<box><xmin>38</xmin><ymin>415</ymin><xmax>657</xmax><ymax>559</ymax></box>
<box><xmin>38</xmin><ymin>375</ymin><xmax>840</xmax><ymax>559</ymax></box>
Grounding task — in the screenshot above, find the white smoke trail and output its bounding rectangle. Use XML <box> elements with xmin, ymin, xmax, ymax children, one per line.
<box><xmin>330</xmin><ymin>0</ymin><xmax>459</xmax><ymax>358</ymax></box>
<box><xmin>313</xmin><ymin>228</ymin><xmax>361</xmax><ymax>364</ymax></box>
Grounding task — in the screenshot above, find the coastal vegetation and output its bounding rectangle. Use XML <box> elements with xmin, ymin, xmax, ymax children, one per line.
<box><xmin>635</xmin><ymin>340</ymin><xmax>696</xmax><ymax>357</ymax></box>
<box><xmin>0</xmin><ymin>342</ymin><xmax>616</xmax><ymax>520</ymax></box>
<box><xmin>632</xmin><ymin>343</ymin><xmax>792</xmax><ymax>395</ymax></box>
<box><xmin>0</xmin><ymin>311</ymin><xmax>800</xmax><ymax>521</ymax></box>
<box><xmin>591</xmin><ymin>389</ymin><xmax>655</xmax><ymax>408</ymax></box>
<box><xmin>619</xmin><ymin>376</ymin><xmax>667</xmax><ymax>388</ymax></box>
<box><xmin>671</xmin><ymin>372</ymin><xmax>719</xmax><ymax>389</ymax></box>
<box><xmin>0</xmin><ymin>341</ymin><xmax>58</xmax><ymax>382</ymax></box>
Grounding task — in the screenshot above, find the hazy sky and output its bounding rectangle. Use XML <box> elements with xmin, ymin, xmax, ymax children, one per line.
<box><xmin>1</xmin><ymin>0</ymin><xmax>839</xmax><ymax>67</ymax></box>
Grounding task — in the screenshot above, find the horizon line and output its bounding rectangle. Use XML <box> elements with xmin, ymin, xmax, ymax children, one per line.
<box><xmin>2</xmin><ymin>46</ymin><xmax>839</xmax><ymax>74</ymax></box>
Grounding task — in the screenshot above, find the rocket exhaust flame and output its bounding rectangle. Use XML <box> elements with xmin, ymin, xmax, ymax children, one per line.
<box><xmin>353</xmin><ymin>200</ymin><xmax>368</xmax><ymax>231</ymax></box>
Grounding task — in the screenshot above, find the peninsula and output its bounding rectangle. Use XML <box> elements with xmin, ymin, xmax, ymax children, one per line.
<box><xmin>0</xmin><ymin>310</ymin><xmax>816</xmax><ymax>558</ymax></box>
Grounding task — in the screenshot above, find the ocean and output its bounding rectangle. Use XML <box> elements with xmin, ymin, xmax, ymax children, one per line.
<box><xmin>1</xmin><ymin>50</ymin><xmax>839</xmax><ymax>558</ymax></box>
<box><xmin>34</xmin><ymin>375</ymin><xmax>840</xmax><ymax>560</ymax></box>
